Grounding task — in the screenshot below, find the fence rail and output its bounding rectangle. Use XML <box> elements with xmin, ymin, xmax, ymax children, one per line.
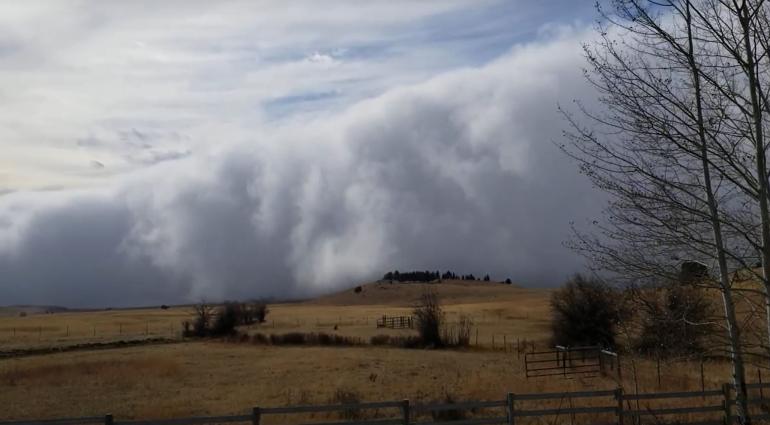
<box><xmin>375</xmin><ymin>316</ymin><xmax>413</xmax><ymax>329</ymax></box>
<box><xmin>7</xmin><ymin>382</ymin><xmax>770</xmax><ymax>425</ymax></box>
<box><xmin>524</xmin><ymin>345</ymin><xmax>619</xmax><ymax>379</ymax></box>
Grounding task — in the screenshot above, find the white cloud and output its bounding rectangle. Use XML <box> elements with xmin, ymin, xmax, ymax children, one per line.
<box><xmin>0</xmin><ymin>24</ymin><xmax>603</xmax><ymax>307</ymax></box>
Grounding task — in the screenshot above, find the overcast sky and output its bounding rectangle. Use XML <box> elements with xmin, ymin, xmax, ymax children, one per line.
<box><xmin>0</xmin><ymin>1</ymin><xmax>605</xmax><ymax>307</ymax></box>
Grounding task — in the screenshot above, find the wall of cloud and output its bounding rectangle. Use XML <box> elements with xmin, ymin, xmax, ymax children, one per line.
<box><xmin>0</xmin><ymin>32</ymin><xmax>603</xmax><ymax>307</ymax></box>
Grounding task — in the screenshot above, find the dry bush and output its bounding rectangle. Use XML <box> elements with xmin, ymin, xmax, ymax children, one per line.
<box><xmin>369</xmin><ymin>334</ymin><xmax>422</xmax><ymax>348</ymax></box>
<box><xmin>184</xmin><ymin>301</ymin><xmax>214</xmax><ymax>337</ymax></box>
<box><xmin>442</xmin><ymin>315</ymin><xmax>474</xmax><ymax>347</ymax></box>
<box><xmin>251</xmin><ymin>333</ymin><xmax>269</xmax><ymax>344</ymax></box>
<box><xmin>551</xmin><ymin>274</ymin><xmax>626</xmax><ymax>349</ymax></box>
<box><xmin>252</xmin><ymin>332</ymin><xmax>360</xmax><ymax>346</ymax></box>
<box><xmin>633</xmin><ymin>283</ymin><xmax>716</xmax><ymax>358</ymax></box>
<box><xmin>414</xmin><ymin>290</ymin><xmax>444</xmax><ymax>347</ymax></box>
<box><xmin>370</xmin><ymin>334</ymin><xmax>392</xmax><ymax>345</ymax></box>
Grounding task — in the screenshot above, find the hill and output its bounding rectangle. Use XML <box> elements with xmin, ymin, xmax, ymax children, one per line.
<box><xmin>306</xmin><ymin>279</ymin><xmax>546</xmax><ymax>306</ymax></box>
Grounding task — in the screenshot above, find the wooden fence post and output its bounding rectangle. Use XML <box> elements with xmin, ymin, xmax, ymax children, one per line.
<box><xmin>401</xmin><ymin>399</ymin><xmax>410</xmax><ymax>425</ymax></box>
<box><xmin>506</xmin><ymin>393</ymin><xmax>515</xmax><ymax>425</ymax></box>
<box><xmin>759</xmin><ymin>369</ymin><xmax>764</xmax><ymax>401</ymax></box>
<box><xmin>104</xmin><ymin>414</ymin><xmax>113</xmax><ymax>425</ymax></box>
<box><xmin>615</xmin><ymin>387</ymin><xmax>624</xmax><ymax>425</ymax></box>
<box><xmin>252</xmin><ymin>407</ymin><xmax>261</xmax><ymax>425</ymax></box>
<box><xmin>723</xmin><ymin>383</ymin><xmax>732</xmax><ymax>425</ymax></box>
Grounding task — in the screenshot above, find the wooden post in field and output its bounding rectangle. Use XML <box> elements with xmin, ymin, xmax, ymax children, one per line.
<box><xmin>93</xmin><ymin>325</ymin><xmax>96</xmax><ymax>337</ymax></box>
<box><xmin>475</xmin><ymin>328</ymin><xmax>478</xmax><ymax>346</ymax></box>
<box><xmin>401</xmin><ymin>399</ymin><xmax>410</xmax><ymax>425</ymax></box>
<box><xmin>656</xmin><ymin>356</ymin><xmax>661</xmax><ymax>390</ymax></box>
<box><xmin>617</xmin><ymin>353</ymin><xmax>622</xmax><ymax>382</ymax></box>
<box><xmin>506</xmin><ymin>393</ymin><xmax>515</xmax><ymax>425</ymax></box>
<box><xmin>701</xmin><ymin>358</ymin><xmax>706</xmax><ymax>398</ymax></box>
<box><xmin>563</xmin><ymin>349</ymin><xmax>567</xmax><ymax>377</ymax></box>
<box><xmin>760</xmin><ymin>369</ymin><xmax>764</xmax><ymax>401</ymax></box>
<box><xmin>722</xmin><ymin>383</ymin><xmax>732</xmax><ymax>425</ymax></box>
<box><xmin>615</xmin><ymin>387</ymin><xmax>624</xmax><ymax>425</ymax></box>
<box><xmin>104</xmin><ymin>414</ymin><xmax>113</xmax><ymax>425</ymax></box>
<box><xmin>251</xmin><ymin>407</ymin><xmax>261</xmax><ymax>425</ymax></box>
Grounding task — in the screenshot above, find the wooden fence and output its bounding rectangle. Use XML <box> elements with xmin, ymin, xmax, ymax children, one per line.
<box><xmin>7</xmin><ymin>382</ymin><xmax>770</xmax><ymax>425</ymax></box>
<box><xmin>524</xmin><ymin>346</ymin><xmax>620</xmax><ymax>380</ymax></box>
<box><xmin>376</xmin><ymin>316</ymin><xmax>413</xmax><ymax>329</ymax></box>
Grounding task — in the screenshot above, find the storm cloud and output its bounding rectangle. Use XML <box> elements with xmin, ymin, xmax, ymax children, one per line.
<box><xmin>0</xmin><ymin>22</ymin><xmax>603</xmax><ymax>307</ymax></box>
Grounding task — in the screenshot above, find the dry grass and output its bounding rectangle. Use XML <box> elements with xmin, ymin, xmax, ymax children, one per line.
<box><xmin>0</xmin><ymin>280</ymin><xmax>752</xmax><ymax>423</ymax></box>
<box><xmin>0</xmin><ymin>281</ymin><xmax>553</xmax><ymax>351</ymax></box>
<box><xmin>0</xmin><ymin>342</ymin><xmax>604</xmax><ymax>421</ymax></box>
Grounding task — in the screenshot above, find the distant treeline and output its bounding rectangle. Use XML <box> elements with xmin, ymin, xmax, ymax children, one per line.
<box><xmin>382</xmin><ymin>270</ymin><xmax>511</xmax><ymax>284</ymax></box>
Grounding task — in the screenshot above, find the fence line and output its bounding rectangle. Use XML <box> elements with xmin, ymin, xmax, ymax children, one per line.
<box><xmin>7</xmin><ymin>382</ymin><xmax>770</xmax><ymax>425</ymax></box>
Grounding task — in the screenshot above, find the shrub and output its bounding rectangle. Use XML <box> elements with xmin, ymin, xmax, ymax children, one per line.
<box><xmin>185</xmin><ymin>301</ymin><xmax>214</xmax><ymax>337</ymax></box>
<box><xmin>455</xmin><ymin>315</ymin><xmax>473</xmax><ymax>347</ymax></box>
<box><xmin>633</xmin><ymin>283</ymin><xmax>716</xmax><ymax>358</ymax></box>
<box><xmin>211</xmin><ymin>302</ymin><xmax>240</xmax><ymax>336</ymax></box>
<box><xmin>252</xmin><ymin>333</ymin><xmax>269</xmax><ymax>344</ymax></box>
<box><xmin>279</xmin><ymin>332</ymin><xmax>307</xmax><ymax>344</ymax></box>
<box><xmin>354</xmin><ymin>286</ymin><xmax>363</xmax><ymax>293</ymax></box>
<box><xmin>550</xmin><ymin>274</ymin><xmax>626</xmax><ymax>349</ymax></box>
<box><xmin>370</xmin><ymin>334</ymin><xmax>392</xmax><ymax>345</ymax></box>
<box><xmin>254</xmin><ymin>303</ymin><xmax>269</xmax><ymax>323</ymax></box>
<box><xmin>414</xmin><ymin>290</ymin><xmax>444</xmax><ymax>347</ymax></box>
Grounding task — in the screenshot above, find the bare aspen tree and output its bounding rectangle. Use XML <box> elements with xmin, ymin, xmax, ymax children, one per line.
<box><xmin>562</xmin><ymin>1</ymin><xmax>753</xmax><ymax>421</ymax></box>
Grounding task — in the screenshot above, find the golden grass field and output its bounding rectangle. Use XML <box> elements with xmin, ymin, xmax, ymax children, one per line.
<box><xmin>0</xmin><ymin>281</ymin><xmax>750</xmax><ymax>422</ymax></box>
<box><xmin>0</xmin><ymin>281</ymin><xmax>552</xmax><ymax>350</ymax></box>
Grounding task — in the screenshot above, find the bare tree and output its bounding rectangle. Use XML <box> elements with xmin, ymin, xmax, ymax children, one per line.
<box><xmin>562</xmin><ymin>1</ymin><xmax>758</xmax><ymax>421</ymax></box>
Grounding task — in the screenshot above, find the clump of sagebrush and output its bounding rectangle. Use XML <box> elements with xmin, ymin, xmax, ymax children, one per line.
<box><xmin>550</xmin><ymin>274</ymin><xmax>627</xmax><ymax>349</ymax></box>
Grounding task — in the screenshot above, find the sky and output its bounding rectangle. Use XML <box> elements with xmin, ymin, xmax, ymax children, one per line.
<box><xmin>0</xmin><ymin>0</ymin><xmax>605</xmax><ymax>307</ymax></box>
